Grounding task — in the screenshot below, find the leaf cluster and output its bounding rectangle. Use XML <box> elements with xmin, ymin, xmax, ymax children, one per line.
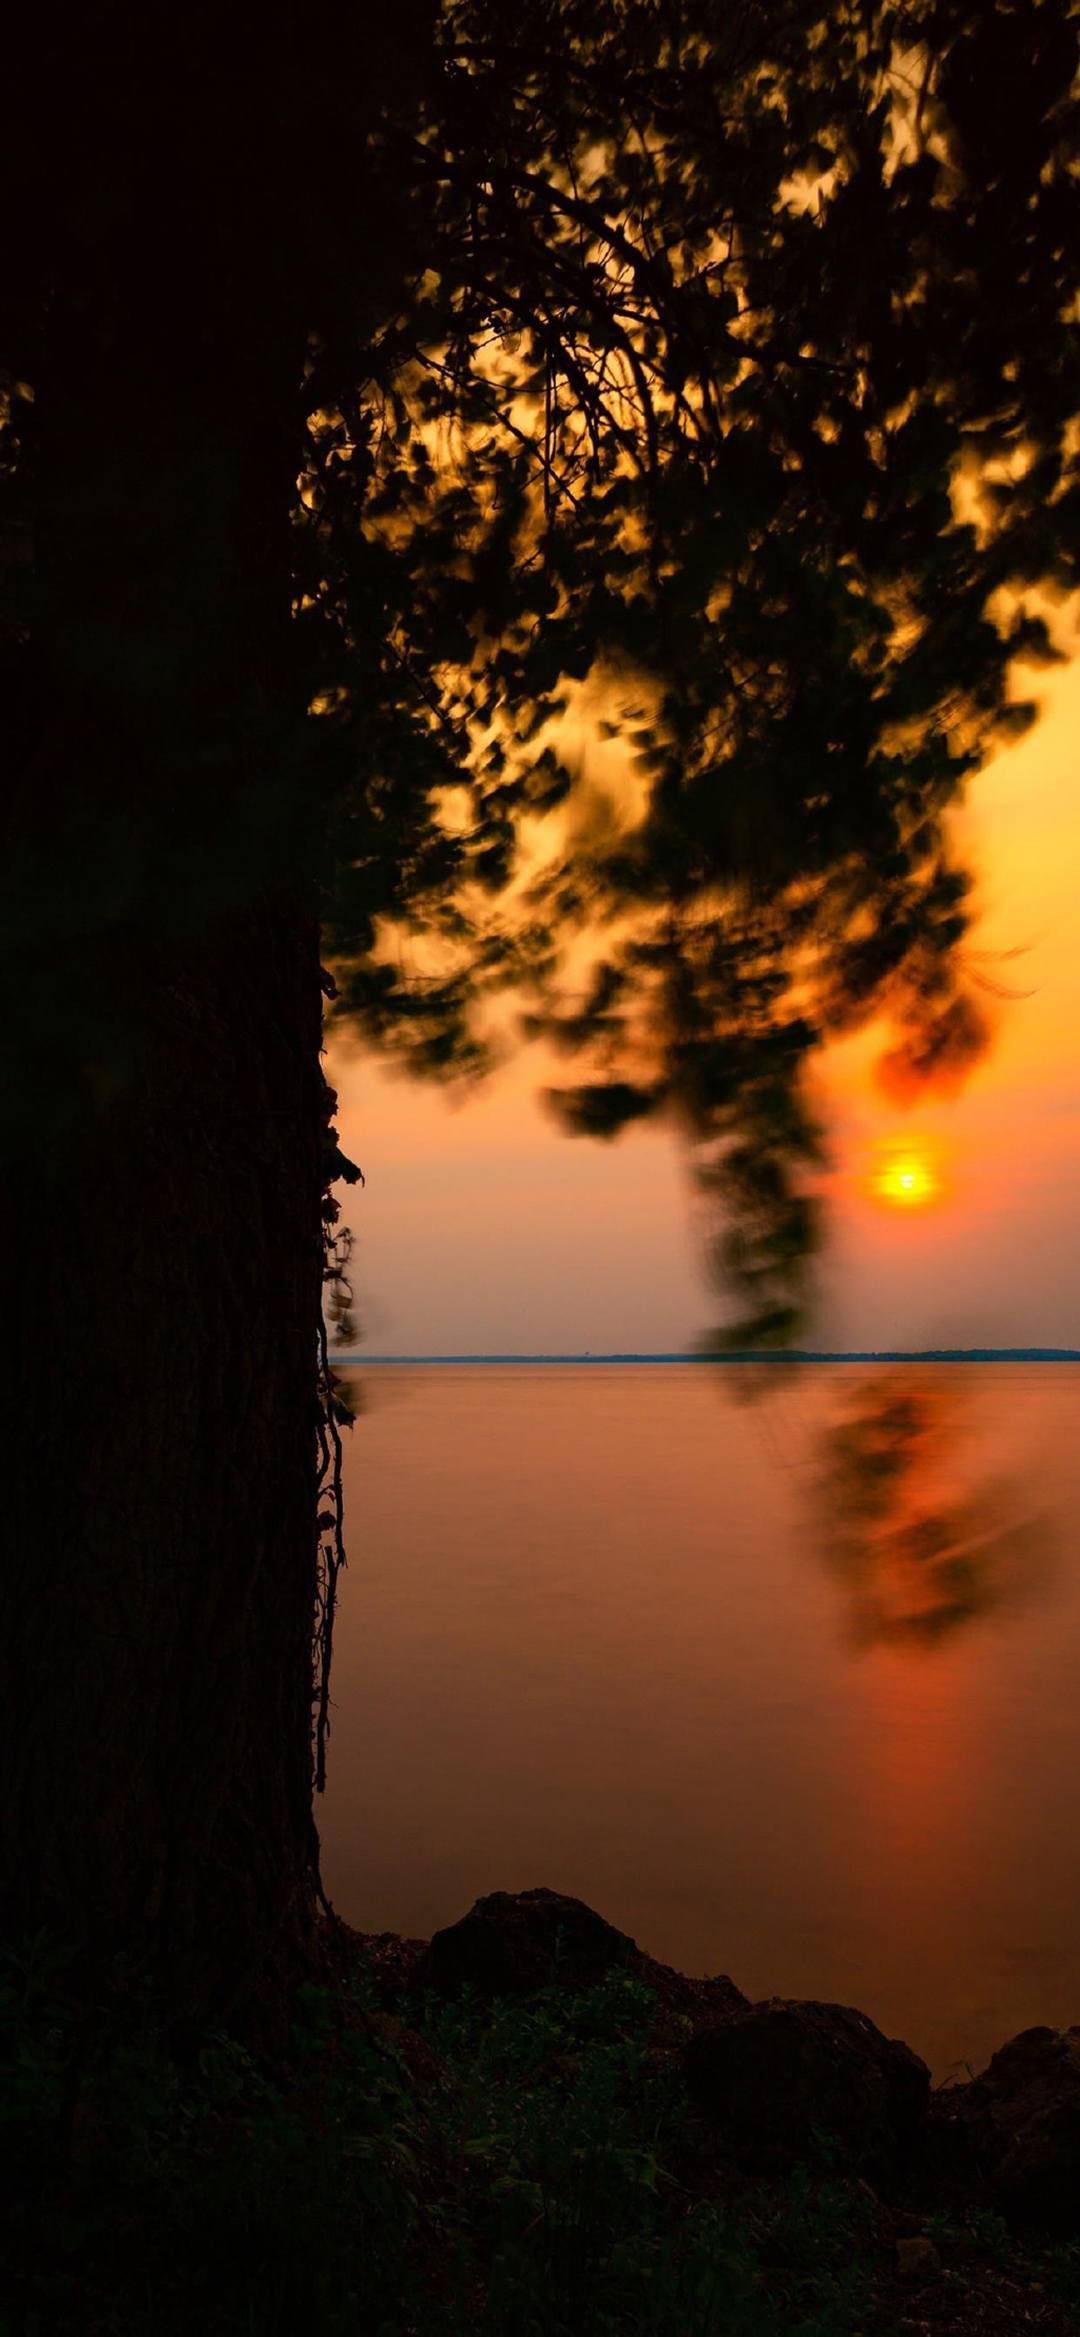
<box><xmin>303</xmin><ymin>0</ymin><xmax>1079</xmax><ymax>1340</ymax></box>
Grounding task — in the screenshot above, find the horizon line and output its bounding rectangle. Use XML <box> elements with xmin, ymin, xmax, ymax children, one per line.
<box><xmin>331</xmin><ymin>1347</ymin><xmax>1080</xmax><ymax>1365</ymax></box>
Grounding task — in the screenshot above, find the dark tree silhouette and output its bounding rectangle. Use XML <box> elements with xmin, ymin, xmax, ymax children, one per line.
<box><xmin>1</xmin><ymin>0</ymin><xmax>1077</xmax><ymax>2023</ymax></box>
<box><xmin>314</xmin><ymin>0</ymin><xmax>1079</xmax><ymax>1345</ymax></box>
<box><xmin>0</xmin><ymin>10</ymin><xmax>442</xmax><ymax>2026</ymax></box>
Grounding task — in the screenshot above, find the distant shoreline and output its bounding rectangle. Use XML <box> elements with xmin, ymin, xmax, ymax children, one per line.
<box><xmin>332</xmin><ymin>1348</ymin><xmax>1080</xmax><ymax>1365</ymax></box>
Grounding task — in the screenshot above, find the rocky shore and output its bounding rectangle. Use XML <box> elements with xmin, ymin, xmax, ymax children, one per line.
<box><xmin>8</xmin><ymin>1886</ymin><xmax>1079</xmax><ymax>2332</ymax></box>
<box><xmin>352</xmin><ymin>1885</ymin><xmax>1080</xmax><ymax>2333</ymax></box>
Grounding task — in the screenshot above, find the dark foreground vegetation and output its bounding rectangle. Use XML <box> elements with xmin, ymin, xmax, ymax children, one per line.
<box><xmin>6</xmin><ymin>1891</ymin><xmax>1079</xmax><ymax>2337</ymax></box>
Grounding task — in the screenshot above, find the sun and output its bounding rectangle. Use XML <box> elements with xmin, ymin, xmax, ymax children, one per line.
<box><xmin>874</xmin><ymin>1153</ymin><xmax>938</xmax><ymax>1208</ymax></box>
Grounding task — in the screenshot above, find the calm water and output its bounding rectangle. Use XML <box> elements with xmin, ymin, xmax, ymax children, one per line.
<box><xmin>320</xmin><ymin>1362</ymin><xmax>1080</xmax><ymax>2076</ymax></box>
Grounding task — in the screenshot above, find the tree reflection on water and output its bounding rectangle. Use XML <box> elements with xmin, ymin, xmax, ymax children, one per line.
<box><xmin>817</xmin><ymin>1374</ymin><xmax>1053</xmax><ymax>1651</ymax></box>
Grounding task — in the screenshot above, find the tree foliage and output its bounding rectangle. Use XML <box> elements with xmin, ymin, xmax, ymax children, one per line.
<box><xmin>297</xmin><ymin>0</ymin><xmax>1079</xmax><ymax>1342</ymax></box>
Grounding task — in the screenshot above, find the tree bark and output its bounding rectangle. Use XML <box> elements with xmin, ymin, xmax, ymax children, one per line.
<box><xmin>0</xmin><ymin>4</ymin><xmax>441</xmax><ymax>2030</ymax></box>
<box><xmin>1</xmin><ymin>905</ymin><xmax>327</xmax><ymax>2028</ymax></box>
<box><xmin>0</xmin><ymin>115</ymin><xmax>327</xmax><ymax>2030</ymax></box>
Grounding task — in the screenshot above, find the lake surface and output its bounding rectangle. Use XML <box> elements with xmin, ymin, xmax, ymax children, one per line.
<box><xmin>320</xmin><ymin>1362</ymin><xmax>1080</xmax><ymax>2077</ymax></box>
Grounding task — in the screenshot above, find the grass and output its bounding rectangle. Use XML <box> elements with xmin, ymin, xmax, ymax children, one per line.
<box><xmin>2</xmin><ymin>1941</ymin><xmax>1076</xmax><ymax>2335</ymax></box>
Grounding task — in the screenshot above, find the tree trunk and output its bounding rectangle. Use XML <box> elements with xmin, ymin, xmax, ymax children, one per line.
<box><xmin>1</xmin><ymin>906</ymin><xmax>327</xmax><ymax>2028</ymax></box>
<box><xmin>0</xmin><ymin>131</ymin><xmax>327</xmax><ymax>2030</ymax></box>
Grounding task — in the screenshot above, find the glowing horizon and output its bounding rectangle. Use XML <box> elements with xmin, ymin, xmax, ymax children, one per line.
<box><xmin>333</xmin><ymin>644</ymin><xmax>1080</xmax><ymax>1354</ymax></box>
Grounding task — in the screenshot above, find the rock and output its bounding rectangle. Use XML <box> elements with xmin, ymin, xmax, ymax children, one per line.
<box><xmin>415</xmin><ymin>1888</ymin><xmax>645</xmax><ymax>1999</ymax></box>
<box><xmin>896</xmin><ymin>2236</ymin><xmax>939</xmax><ymax>2278</ymax></box>
<box><xmin>701</xmin><ymin>1973</ymin><xmax>747</xmax><ymax>2016</ymax></box>
<box><xmin>350</xmin><ymin>1928</ymin><xmax>429</xmax><ymax>2004</ymax></box>
<box><xmin>638</xmin><ymin>1962</ymin><xmax>750</xmax><ymax>2038</ymax></box>
<box><xmin>683</xmin><ymin>1998</ymin><xmax>930</xmax><ymax>2176</ymax></box>
<box><xmin>959</xmin><ymin>2024</ymin><xmax>1080</xmax><ymax>2232</ymax></box>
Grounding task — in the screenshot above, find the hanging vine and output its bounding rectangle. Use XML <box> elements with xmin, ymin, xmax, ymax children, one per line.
<box><xmin>314</xmin><ymin>1057</ymin><xmax>363</xmax><ymax>1797</ymax></box>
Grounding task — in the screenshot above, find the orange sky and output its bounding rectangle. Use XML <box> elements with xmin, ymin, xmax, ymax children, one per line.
<box><xmin>332</xmin><ymin>649</ymin><xmax>1080</xmax><ymax>1353</ymax></box>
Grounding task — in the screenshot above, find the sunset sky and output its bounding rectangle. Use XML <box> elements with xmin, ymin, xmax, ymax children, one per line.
<box><xmin>334</xmin><ymin>644</ymin><xmax>1080</xmax><ymax>1355</ymax></box>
